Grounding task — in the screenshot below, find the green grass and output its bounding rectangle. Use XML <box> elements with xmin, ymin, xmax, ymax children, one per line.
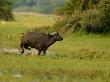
<box><xmin>0</xmin><ymin>53</ymin><xmax>110</xmax><ymax>82</ymax></box>
<box><xmin>0</xmin><ymin>13</ymin><xmax>110</xmax><ymax>82</ymax></box>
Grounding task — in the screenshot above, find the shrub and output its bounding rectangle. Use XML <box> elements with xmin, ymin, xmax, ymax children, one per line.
<box><xmin>81</xmin><ymin>9</ymin><xmax>107</xmax><ymax>33</ymax></box>
<box><xmin>52</xmin><ymin>8</ymin><xmax>110</xmax><ymax>33</ymax></box>
<box><xmin>52</xmin><ymin>11</ymin><xmax>82</xmax><ymax>33</ymax></box>
<box><xmin>52</xmin><ymin>0</ymin><xmax>110</xmax><ymax>33</ymax></box>
<box><xmin>0</xmin><ymin>0</ymin><xmax>14</xmax><ymax>21</ymax></box>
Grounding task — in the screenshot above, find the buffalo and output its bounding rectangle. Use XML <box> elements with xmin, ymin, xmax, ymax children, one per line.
<box><xmin>20</xmin><ymin>32</ymin><xmax>63</xmax><ymax>55</ymax></box>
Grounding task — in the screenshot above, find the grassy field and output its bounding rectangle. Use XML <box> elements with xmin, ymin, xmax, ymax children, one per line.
<box><xmin>0</xmin><ymin>13</ymin><xmax>110</xmax><ymax>82</ymax></box>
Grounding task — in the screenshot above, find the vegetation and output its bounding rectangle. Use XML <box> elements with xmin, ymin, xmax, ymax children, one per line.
<box><xmin>54</xmin><ymin>0</ymin><xmax>110</xmax><ymax>33</ymax></box>
<box><xmin>0</xmin><ymin>0</ymin><xmax>14</xmax><ymax>21</ymax></box>
<box><xmin>0</xmin><ymin>14</ymin><xmax>110</xmax><ymax>82</ymax></box>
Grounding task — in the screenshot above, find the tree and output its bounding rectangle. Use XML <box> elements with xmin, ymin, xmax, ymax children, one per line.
<box><xmin>0</xmin><ymin>0</ymin><xmax>14</xmax><ymax>21</ymax></box>
<box><xmin>54</xmin><ymin>0</ymin><xmax>110</xmax><ymax>33</ymax></box>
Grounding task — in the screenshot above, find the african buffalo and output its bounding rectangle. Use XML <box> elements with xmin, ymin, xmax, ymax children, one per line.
<box><xmin>20</xmin><ymin>32</ymin><xmax>63</xmax><ymax>55</ymax></box>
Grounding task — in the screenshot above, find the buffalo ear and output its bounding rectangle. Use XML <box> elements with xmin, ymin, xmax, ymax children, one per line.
<box><xmin>51</xmin><ymin>31</ymin><xmax>57</xmax><ymax>35</ymax></box>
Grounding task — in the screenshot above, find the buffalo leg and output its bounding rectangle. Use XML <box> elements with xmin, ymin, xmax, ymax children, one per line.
<box><xmin>24</xmin><ymin>45</ymin><xmax>31</xmax><ymax>50</ymax></box>
<box><xmin>43</xmin><ymin>51</ymin><xmax>46</xmax><ymax>55</ymax></box>
<box><xmin>20</xmin><ymin>43</ymin><xmax>24</xmax><ymax>54</ymax></box>
<box><xmin>21</xmin><ymin>49</ymin><xmax>24</xmax><ymax>54</ymax></box>
<box><xmin>38</xmin><ymin>50</ymin><xmax>41</xmax><ymax>56</ymax></box>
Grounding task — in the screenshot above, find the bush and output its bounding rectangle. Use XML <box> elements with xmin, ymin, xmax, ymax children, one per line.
<box><xmin>0</xmin><ymin>0</ymin><xmax>14</xmax><ymax>21</ymax></box>
<box><xmin>52</xmin><ymin>8</ymin><xmax>110</xmax><ymax>33</ymax></box>
<box><xmin>52</xmin><ymin>11</ymin><xmax>82</xmax><ymax>33</ymax></box>
<box><xmin>81</xmin><ymin>9</ymin><xmax>107</xmax><ymax>33</ymax></box>
<box><xmin>52</xmin><ymin>0</ymin><xmax>110</xmax><ymax>33</ymax></box>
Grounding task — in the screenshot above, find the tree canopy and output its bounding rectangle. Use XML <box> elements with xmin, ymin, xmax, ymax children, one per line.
<box><xmin>53</xmin><ymin>0</ymin><xmax>110</xmax><ymax>33</ymax></box>
<box><xmin>0</xmin><ymin>0</ymin><xmax>14</xmax><ymax>21</ymax></box>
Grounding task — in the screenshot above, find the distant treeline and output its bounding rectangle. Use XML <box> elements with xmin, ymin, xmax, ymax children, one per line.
<box><xmin>0</xmin><ymin>0</ymin><xmax>64</xmax><ymax>21</ymax></box>
<box><xmin>12</xmin><ymin>0</ymin><xmax>65</xmax><ymax>13</ymax></box>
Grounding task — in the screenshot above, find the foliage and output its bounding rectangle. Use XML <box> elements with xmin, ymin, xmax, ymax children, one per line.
<box><xmin>81</xmin><ymin>9</ymin><xmax>107</xmax><ymax>33</ymax></box>
<box><xmin>55</xmin><ymin>0</ymin><xmax>110</xmax><ymax>33</ymax></box>
<box><xmin>0</xmin><ymin>0</ymin><xmax>14</xmax><ymax>21</ymax></box>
